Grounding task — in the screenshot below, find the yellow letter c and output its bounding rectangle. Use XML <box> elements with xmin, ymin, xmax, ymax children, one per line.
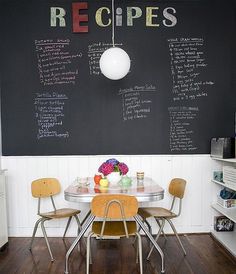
<box><xmin>95</xmin><ymin>7</ymin><xmax>111</xmax><ymax>27</ymax></box>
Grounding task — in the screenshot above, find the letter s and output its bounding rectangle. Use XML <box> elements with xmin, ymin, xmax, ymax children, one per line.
<box><xmin>163</xmin><ymin>7</ymin><xmax>177</xmax><ymax>27</ymax></box>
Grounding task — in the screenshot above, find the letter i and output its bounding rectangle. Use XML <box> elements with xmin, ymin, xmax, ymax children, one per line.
<box><xmin>116</xmin><ymin>7</ymin><xmax>122</xmax><ymax>26</ymax></box>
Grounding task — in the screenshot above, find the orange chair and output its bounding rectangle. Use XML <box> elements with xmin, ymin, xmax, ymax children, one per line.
<box><xmin>86</xmin><ymin>194</ymin><xmax>143</xmax><ymax>274</ymax></box>
<box><xmin>29</xmin><ymin>178</ymin><xmax>82</xmax><ymax>261</ymax></box>
<box><xmin>138</xmin><ymin>178</ymin><xmax>187</xmax><ymax>260</ymax></box>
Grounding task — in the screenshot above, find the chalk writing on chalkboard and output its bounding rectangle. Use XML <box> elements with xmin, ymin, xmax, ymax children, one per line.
<box><xmin>35</xmin><ymin>39</ymin><xmax>82</xmax><ymax>85</ymax></box>
<box><xmin>168</xmin><ymin>106</ymin><xmax>198</xmax><ymax>152</ymax></box>
<box><xmin>87</xmin><ymin>42</ymin><xmax>122</xmax><ymax>75</ymax></box>
<box><xmin>168</xmin><ymin>38</ymin><xmax>214</xmax><ymax>101</ymax></box>
<box><xmin>118</xmin><ymin>84</ymin><xmax>156</xmax><ymax>121</ymax></box>
<box><xmin>34</xmin><ymin>92</ymin><xmax>69</xmax><ymax>139</ymax></box>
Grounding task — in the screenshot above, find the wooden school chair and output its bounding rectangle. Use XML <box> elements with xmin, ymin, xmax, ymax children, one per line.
<box><xmin>86</xmin><ymin>194</ymin><xmax>143</xmax><ymax>274</ymax></box>
<box><xmin>29</xmin><ymin>178</ymin><xmax>82</xmax><ymax>261</ymax></box>
<box><xmin>138</xmin><ymin>178</ymin><xmax>187</xmax><ymax>260</ymax></box>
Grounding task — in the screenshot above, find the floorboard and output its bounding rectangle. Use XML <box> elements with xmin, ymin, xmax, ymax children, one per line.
<box><xmin>0</xmin><ymin>234</ymin><xmax>235</xmax><ymax>274</ymax></box>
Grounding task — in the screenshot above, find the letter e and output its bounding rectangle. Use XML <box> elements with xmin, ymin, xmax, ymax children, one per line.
<box><xmin>72</xmin><ymin>2</ymin><xmax>88</xmax><ymax>33</ymax></box>
<box><xmin>146</xmin><ymin>7</ymin><xmax>159</xmax><ymax>27</ymax></box>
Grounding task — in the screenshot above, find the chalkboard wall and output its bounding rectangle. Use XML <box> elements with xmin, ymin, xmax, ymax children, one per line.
<box><xmin>0</xmin><ymin>0</ymin><xmax>235</xmax><ymax>155</ymax></box>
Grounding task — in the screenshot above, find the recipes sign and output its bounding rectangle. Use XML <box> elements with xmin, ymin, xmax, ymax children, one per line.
<box><xmin>50</xmin><ymin>4</ymin><xmax>178</xmax><ymax>32</ymax></box>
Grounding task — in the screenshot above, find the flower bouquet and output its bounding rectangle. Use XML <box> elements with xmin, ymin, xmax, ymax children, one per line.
<box><xmin>98</xmin><ymin>158</ymin><xmax>129</xmax><ymax>185</ymax></box>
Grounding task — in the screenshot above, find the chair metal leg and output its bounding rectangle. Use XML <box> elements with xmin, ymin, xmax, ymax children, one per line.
<box><xmin>86</xmin><ymin>232</ymin><xmax>94</xmax><ymax>274</ymax></box>
<box><xmin>41</xmin><ymin>219</ymin><xmax>54</xmax><ymax>261</ymax></box>
<box><xmin>156</xmin><ymin>219</ymin><xmax>167</xmax><ymax>240</ymax></box>
<box><xmin>135</xmin><ymin>234</ymin><xmax>139</xmax><ymax>264</ymax></box>
<box><xmin>29</xmin><ymin>218</ymin><xmax>44</xmax><ymax>250</ymax></box>
<box><xmin>144</xmin><ymin>219</ymin><xmax>154</xmax><ymax>249</ymax></box>
<box><xmin>134</xmin><ymin>215</ymin><xmax>165</xmax><ymax>273</ymax></box>
<box><xmin>135</xmin><ymin>233</ymin><xmax>143</xmax><ymax>274</ymax></box>
<box><xmin>81</xmin><ymin>210</ymin><xmax>92</xmax><ymax>226</ymax></box>
<box><xmin>74</xmin><ymin>214</ymin><xmax>82</xmax><ymax>234</ymax></box>
<box><xmin>63</xmin><ymin>216</ymin><xmax>72</xmax><ymax>238</ymax></box>
<box><xmin>166</xmin><ymin>219</ymin><xmax>186</xmax><ymax>256</ymax></box>
<box><xmin>146</xmin><ymin>219</ymin><xmax>152</xmax><ymax>235</ymax></box>
<box><xmin>133</xmin><ymin>218</ymin><xmax>152</xmax><ymax>246</ymax></box>
<box><xmin>146</xmin><ymin>218</ymin><xmax>165</xmax><ymax>260</ymax></box>
<box><xmin>65</xmin><ymin>213</ymin><xmax>95</xmax><ymax>274</ymax></box>
<box><xmin>133</xmin><ymin>230</ymin><xmax>140</xmax><ymax>246</ymax></box>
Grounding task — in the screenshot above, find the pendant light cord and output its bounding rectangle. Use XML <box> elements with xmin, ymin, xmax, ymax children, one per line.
<box><xmin>112</xmin><ymin>0</ymin><xmax>115</xmax><ymax>47</ymax></box>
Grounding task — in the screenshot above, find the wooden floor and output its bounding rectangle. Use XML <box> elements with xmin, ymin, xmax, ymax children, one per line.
<box><xmin>0</xmin><ymin>234</ymin><xmax>235</xmax><ymax>274</ymax></box>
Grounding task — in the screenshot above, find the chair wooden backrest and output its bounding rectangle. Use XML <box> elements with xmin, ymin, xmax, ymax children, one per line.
<box><xmin>169</xmin><ymin>178</ymin><xmax>186</xmax><ymax>199</ymax></box>
<box><xmin>91</xmin><ymin>194</ymin><xmax>138</xmax><ymax>238</ymax></box>
<box><xmin>31</xmin><ymin>178</ymin><xmax>61</xmax><ymax>198</ymax></box>
<box><xmin>168</xmin><ymin>178</ymin><xmax>187</xmax><ymax>216</ymax></box>
<box><xmin>91</xmin><ymin>194</ymin><xmax>138</xmax><ymax>219</ymax></box>
<box><xmin>31</xmin><ymin>178</ymin><xmax>61</xmax><ymax>215</ymax></box>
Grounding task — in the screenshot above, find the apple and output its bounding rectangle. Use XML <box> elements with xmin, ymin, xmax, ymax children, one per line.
<box><xmin>99</xmin><ymin>178</ymin><xmax>109</xmax><ymax>187</ymax></box>
<box><xmin>94</xmin><ymin>174</ymin><xmax>102</xmax><ymax>184</ymax></box>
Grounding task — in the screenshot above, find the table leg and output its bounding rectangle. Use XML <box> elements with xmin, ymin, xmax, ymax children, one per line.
<box><xmin>134</xmin><ymin>215</ymin><xmax>165</xmax><ymax>274</ymax></box>
<box><xmin>65</xmin><ymin>214</ymin><xmax>95</xmax><ymax>274</ymax></box>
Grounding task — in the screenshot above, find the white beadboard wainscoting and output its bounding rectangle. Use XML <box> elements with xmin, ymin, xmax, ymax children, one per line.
<box><xmin>1</xmin><ymin>155</ymin><xmax>220</xmax><ymax>237</ymax></box>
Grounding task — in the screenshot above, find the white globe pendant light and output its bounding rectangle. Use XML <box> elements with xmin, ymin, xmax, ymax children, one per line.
<box><xmin>99</xmin><ymin>0</ymin><xmax>131</xmax><ymax>80</ymax></box>
<box><xmin>99</xmin><ymin>47</ymin><xmax>130</xmax><ymax>80</ymax></box>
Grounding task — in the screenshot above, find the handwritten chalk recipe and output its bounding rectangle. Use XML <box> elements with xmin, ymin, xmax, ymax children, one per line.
<box><xmin>169</xmin><ymin>106</ymin><xmax>198</xmax><ymax>151</ymax></box>
<box><xmin>118</xmin><ymin>84</ymin><xmax>156</xmax><ymax>121</ymax></box>
<box><xmin>35</xmin><ymin>39</ymin><xmax>82</xmax><ymax>85</ymax></box>
<box><xmin>168</xmin><ymin>38</ymin><xmax>214</xmax><ymax>101</ymax></box>
<box><xmin>34</xmin><ymin>92</ymin><xmax>69</xmax><ymax>139</ymax></box>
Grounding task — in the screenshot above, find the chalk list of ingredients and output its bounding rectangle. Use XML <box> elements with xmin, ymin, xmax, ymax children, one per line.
<box><xmin>169</xmin><ymin>106</ymin><xmax>198</xmax><ymax>152</ymax></box>
<box><xmin>118</xmin><ymin>85</ymin><xmax>156</xmax><ymax>121</ymax></box>
<box><xmin>168</xmin><ymin>38</ymin><xmax>214</xmax><ymax>101</ymax></box>
<box><xmin>35</xmin><ymin>39</ymin><xmax>82</xmax><ymax>85</ymax></box>
<box><xmin>88</xmin><ymin>42</ymin><xmax>122</xmax><ymax>76</ymax></box>
<box><xmin>34</xmin><ymin>92</ymin><xmax>69</xmax><ymax>139</ymax></box>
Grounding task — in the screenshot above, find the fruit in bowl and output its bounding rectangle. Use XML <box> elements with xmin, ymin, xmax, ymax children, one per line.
<box><xmin>94</xmin><ymin>174</ymin><xmax>102</xmax><ymax>184</ymax></box>
<box><xmin>99</xmin><ymin>178</ymin><xmax>109</xmax><ymax>187</ymax></box>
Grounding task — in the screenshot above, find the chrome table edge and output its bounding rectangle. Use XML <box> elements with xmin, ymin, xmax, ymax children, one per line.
<box><xmin>64</xmin><ymin>191</ymin><xmax>164</xmax><ymax>203</ymax></box>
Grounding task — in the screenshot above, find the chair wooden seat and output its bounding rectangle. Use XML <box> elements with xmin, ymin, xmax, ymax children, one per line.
<box><xmin>40</xmin><ymin>208</ymin><xmax>81</xmax><ymax>219</ymax></box>
<box><xmin>138</xmin><ymin>207</ymin><xmax>177</xmax><ymax>219</ymax></box>
<box><xmin>92</xmin><ymin>221</ymin><xmax>137</xmax><ymax>237</ymax></box>
<box><xmin>29</xmin><ymin>178</ymin><xmax>82</xmax><ymax>261</ymax></box>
